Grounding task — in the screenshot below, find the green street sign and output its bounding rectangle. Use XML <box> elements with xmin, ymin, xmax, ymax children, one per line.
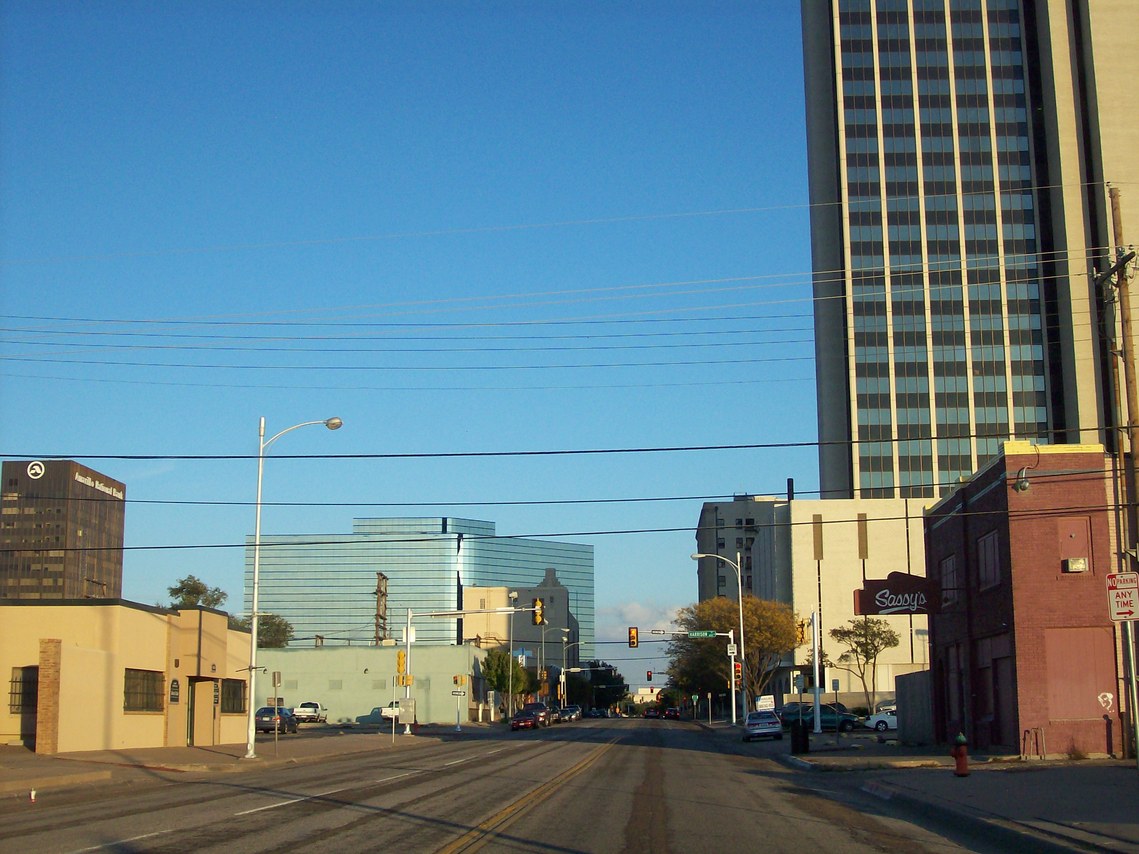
<box><xmin>687</xmin><ymin>630</ymin><xmax>716</xmax><ymax>638</ymax></box>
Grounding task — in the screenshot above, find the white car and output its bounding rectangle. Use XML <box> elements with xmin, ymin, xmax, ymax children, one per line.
<box><xmin>864</xmin><ymin>709</ymin><xmax>898</xmax><ymax>731</ymax></box>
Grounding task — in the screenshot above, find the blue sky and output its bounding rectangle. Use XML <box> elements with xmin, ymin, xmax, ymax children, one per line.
<box><xmin>0</xmin><ymin>1</ymin><xmax>818</xmax><ymax>686</ymax></box>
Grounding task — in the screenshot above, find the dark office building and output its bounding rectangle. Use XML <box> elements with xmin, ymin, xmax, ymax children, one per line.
<box><xmin>1</xmin><ymin>460</ymin><xmax>126</xmax><ymax>599</ymax></box>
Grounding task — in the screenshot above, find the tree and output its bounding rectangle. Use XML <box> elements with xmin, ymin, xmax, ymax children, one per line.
<box><xmin>583</xmin><ymin>660</ymin><xmax>627</xmax><ymax>711</ymax></box>
<box><xmin>230</xmin><ymin>613</ymin><xmax>295</xmax><ymax>648</ymax></box>
<box><xmin>667</xmin><ymin>595</ymin><xmax>798</xmax><ymax>709</ymax></box>
<box><xmin>483</xmin><ymin>648</ymin><xmax>529</xmax><ymax>717</ymax></box>
<box><xmin>167</xmin><ymin>575</ymin><xmax>228</xmax><ymax>609</ymax></box>
<box><xmin>828</xmin><ymin>617</ymin><xmax>900</xmax><ymax>712</ymax></box>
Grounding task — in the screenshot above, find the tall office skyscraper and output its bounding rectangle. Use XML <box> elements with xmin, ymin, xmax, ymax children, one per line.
<box><xmin>803</xmin><ymin>0</ymin><xmax>1138</xmax><ymax>498</ymax></box>
<box><xmin>1</xmin><ymin>460</ymin><xmax>126</xmax><ymax>599</ymax></box>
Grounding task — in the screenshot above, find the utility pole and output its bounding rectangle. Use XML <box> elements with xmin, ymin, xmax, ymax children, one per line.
<box><xmin>1108</xmin><ymin>185</ymin><xmax>1139</xmax><ymax>770</ymax></box>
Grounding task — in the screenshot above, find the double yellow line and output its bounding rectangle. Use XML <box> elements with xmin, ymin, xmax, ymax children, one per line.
<box><xmin>436</xmin><ymin>737</ymin><xmax>619</xmax><ymax>854</ymax></box>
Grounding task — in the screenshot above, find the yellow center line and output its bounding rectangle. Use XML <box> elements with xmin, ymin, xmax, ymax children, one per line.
<box><xmin>434</xmin><ymin>736</ymin><xmax>620</xmax><ymax>854</ymax></box>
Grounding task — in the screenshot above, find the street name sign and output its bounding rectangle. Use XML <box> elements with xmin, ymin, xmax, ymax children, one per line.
<box><xmin>688</xmin><ymin>630</ymin><xmax>716</xmax><ymax>638</ymax></box>
<box><xmin>1107</xmin><ymin>572</ymin><xmax>1138</xmax><ymax>622</ymax></box>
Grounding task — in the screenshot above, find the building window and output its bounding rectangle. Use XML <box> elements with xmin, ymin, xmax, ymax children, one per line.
<box><xmin>220</xmin><ymin>679</ymin><xmax>245</xmax><ymax>714</ymax></box>
<box><xmin>9</xmin><ymin>666</ymin><xmax>38</xmax><ymax>713</ymax></box>
<box><xmin>940</xmin><ymin>554</ymin><xmax>958</xmax><ymax>605</ymax></box>
<box><xmin>977</xmin><ymin>530</ymin><xmax>1001</xmax><ymax>589</ymax></box>
<box><xmin>123</xmin><ymin>668</ymin><xmax>164</xmax><ymax>712</ymax></box>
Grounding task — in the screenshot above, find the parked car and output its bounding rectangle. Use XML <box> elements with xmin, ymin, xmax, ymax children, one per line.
<box><xmin>779</xmin><ymin>702</ymin><xmax>811</xmax><ymax>723</ymax></box>
<box><xmin>864</xmin><ymin>709</ymin><xmax>898</xmax><ymax>731</ymax></box>
<box><xmin>742</xmin><ymin>710</ymin><xmax>783</xmax><ymax>741</ymax></box>
<box><xmin>781</xmin><ymin>703</ymin><xmax>858</xmax><ymax>733</ymax></box>
<box><xmin>663</xmin><ymin>707</ymin><xmax>681</xmax><ymax>720</ymax></box>
<box><xmin>511</xmin><ymin>710</ymin><xmax>539</xmax><ymax>731</ymax></box>
<box><xmin>356</xmin><ymin>702</ymin><xmax>401</xmax><ymax>726</ymax></box>
<box><xmin>291</xmin><ymin>701</ymin><xmax>327</xmax><ymax>723</ymax></box>
<box><xmin>522</xmin><ymin>702</ymin><xmax>552</xmax><ymax>727</ymax></box>
<box><xmin>562</xmin><ymin>705</ymin><xmax>582</xmax><ymax>721</ymax></box>
<box><xmin>255</xmin><ymin>706</ymin><xmax>298</xmax><ymax>734</ymax></box>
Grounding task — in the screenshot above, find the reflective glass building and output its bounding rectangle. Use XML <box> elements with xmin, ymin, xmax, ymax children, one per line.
<box><xmin>244</xmin><ymin>517</ymin><xmax>594</xmax><ymax>659</ymax></box>
<box><xmin>803</xmin><ymin>0</ymin><xmax>1138</xmax><ymax>498</ymax></box>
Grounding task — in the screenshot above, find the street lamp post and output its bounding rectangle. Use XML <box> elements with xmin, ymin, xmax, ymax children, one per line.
<box><xmin>691</xmin><ymin>552</ymin><xmax>747</xmax><ymax>723</ymax></box>
<box><xmin>244</xmin><ymin>415</ymin><xmax>342</xmax><ymax>761</ymax></box>
<box><xmin>507</xmin><ymin>591</ymin><xmax>518</xmax><ymax>720</ymax></box>
<box><xmin>539</xmin><ymin>624</ymin><xmax>567</xmax><ymax>699</ymax></box>
<box><xmin>561</xmin><ymin>636</ymin><xmax>581</xmax><ymax>705</ymax></box>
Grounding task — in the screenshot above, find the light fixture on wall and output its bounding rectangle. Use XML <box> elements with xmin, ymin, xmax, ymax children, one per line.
<box><xmin>1011</xmin><ymin>443</ymin><xmax>1040</xmax><ymax>493</ymax></box>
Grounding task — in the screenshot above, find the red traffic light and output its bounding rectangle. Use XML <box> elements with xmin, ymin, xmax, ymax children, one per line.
<box><xmin>647</xmin><ymin>670</ymin><xmax>653</xmax><ymax>681</ymax></box>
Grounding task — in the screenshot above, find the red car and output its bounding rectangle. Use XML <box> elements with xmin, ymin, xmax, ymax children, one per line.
<box><xmin>511</xmin><ymin>710</ymin><xmax>539</xmax><ymax>730</ymax></box>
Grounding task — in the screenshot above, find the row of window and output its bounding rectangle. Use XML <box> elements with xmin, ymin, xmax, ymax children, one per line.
<box><xmin>9</xmin><ymin>667</ymin><xmax>246</xmax><ymax>715</ymax></box>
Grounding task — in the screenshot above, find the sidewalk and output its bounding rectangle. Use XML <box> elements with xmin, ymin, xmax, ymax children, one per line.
<box><xmin>0</xmin><ymin>723</ymin><xmax>461</xmax><ymax>798</ymax></box>
<box><xmin>779</xmin><ymin>729</ymin><xmax>1139</xmax><ymax>852</ymax></box>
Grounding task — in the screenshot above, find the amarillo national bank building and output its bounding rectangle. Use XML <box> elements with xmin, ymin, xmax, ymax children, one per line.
<box><xmin>1</xmin><ymin>459</ymin><xmax>126</xmax><ymax>599</ymax></box>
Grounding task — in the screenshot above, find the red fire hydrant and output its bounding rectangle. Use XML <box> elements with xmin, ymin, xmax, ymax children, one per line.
<box><xmin>951</xmin><ymin>733</ymin><xmax>970</xmax><ymax>777</ymax></box>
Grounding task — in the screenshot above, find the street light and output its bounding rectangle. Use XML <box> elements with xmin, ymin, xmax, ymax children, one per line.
<box><xmin>561</xmin><ymin>636</ymin><xmax>581</xmax><ymax>705</ymax></box>
<box><xmin>244</xmin><ymin>415</ymin><xmax>342</xmax><ymax>760</ymax></box>
<box><xmin>539</xmin><ymin>625</ymin><xmax>567</xmax><ymax>698</ymax></box>
<box><xmin>691</xmin><ymin>551</ymin><xmax>747</xmax><ymax>724</ymax></box>
<box><xmin>507</xmin><ymin>591</ymin><xmax>518</xmax><ymax>720</ymax></box>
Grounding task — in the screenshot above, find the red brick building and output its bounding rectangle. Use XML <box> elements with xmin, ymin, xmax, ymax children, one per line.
<box><xmin>925</xmin><ymin>442</ymin><xmax>1131</xmax><ymax>757</ymax></box>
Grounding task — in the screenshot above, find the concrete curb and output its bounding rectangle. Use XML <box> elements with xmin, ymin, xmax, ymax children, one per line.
<box><xmin>0</xmin><ymin>770</ymin><xmax>113</xmax><ymax>795</ymax></box>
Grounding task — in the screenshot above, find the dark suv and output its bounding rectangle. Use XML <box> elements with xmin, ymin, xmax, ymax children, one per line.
<box><xmin>521</xmin><ymin>702</ymin><xmax>552</xmax><ymax>727</ymax></box>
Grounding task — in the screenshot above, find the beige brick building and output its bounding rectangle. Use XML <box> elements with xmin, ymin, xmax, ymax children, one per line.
<box><xmin>1</xmin><ymin>600</ymin><xmax>251</xmax><ymax>754</ymax></box>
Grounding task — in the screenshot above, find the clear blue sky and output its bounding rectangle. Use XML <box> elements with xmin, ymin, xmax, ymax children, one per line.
<box><xmin>0</xmin><ymin>1</ymin><xmax>818</xmax><ymax>687</ymax></box>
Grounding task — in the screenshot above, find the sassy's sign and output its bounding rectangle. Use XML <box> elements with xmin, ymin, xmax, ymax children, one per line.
<box><xmin>854</xmin><ymin>572</ymin><xmax>940</xmax><ymax>616</ymax></box>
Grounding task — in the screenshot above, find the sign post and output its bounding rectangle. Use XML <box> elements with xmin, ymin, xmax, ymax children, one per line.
<box><xmin>1108</xmin><ymin>572</ymin><xmax>1138</xmax><ymax>622</ymax></box>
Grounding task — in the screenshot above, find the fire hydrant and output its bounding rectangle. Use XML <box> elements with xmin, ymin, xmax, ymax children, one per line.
<box><xmin>950</xmin><ymin>732</ymin><xmax>970</xmax><ymax>777</ymax></box>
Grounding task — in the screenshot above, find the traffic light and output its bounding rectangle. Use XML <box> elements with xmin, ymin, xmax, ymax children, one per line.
<box><xmin>396</xmin><ymin>649</ymin><xmax>406</xmax><ymax>675</ymax></box>
<box><xmin>647</xmin><ymin>670</ymin><xmax>653</xmax><ymax>681</ymax></box>
<box><xmin>532</xmin><ymin>597</ymin><xmax>544</xmax><ymax>625</ymax></box>
<box><xmin>628</xmin><ymin>626</ymin><xmax>639</xmax><ymax>648</ymax></box>
<box><xmin>733</xmin><ymin>661</ymin><xmax>742</xmax><ymax>687</ymax></box>
<box><xmin>795</xmin><ymin>620</ymin><xmax>806</xmax><ymax>645</ymax></box>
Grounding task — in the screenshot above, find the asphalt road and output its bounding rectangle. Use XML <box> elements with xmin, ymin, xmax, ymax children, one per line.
<box><xmin>0</xmin><ymin>719</ymin><xmax>996</xmax><ymax>853</ymax></box>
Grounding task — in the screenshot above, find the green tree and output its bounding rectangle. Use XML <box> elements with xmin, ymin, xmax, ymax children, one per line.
<box><xmin>167</xmin><ymin>574</ymin><xmax>228</xmax><ymax>609</ymax></box>
<box><xmin>583</xmin><ymin>660</ymin><xmax>627</xmax><ymax>710</ymax></box>
<box><xmin>483</xmin><ymin>648</ymin><xmax>529</xmax><ymax>718</ymax></box>
<box><xmin>668</xmin><ymin>596</ymin><xmax>798</xmax><ymax>709</ymax></box>
<box><xmin>231</xmin><ymin>613</ymin><xmax>295</xmax><ymax>648</ymax></box>
<box><xmin>829</xmin><ymin>617</ymin><xmax>900</xmax><ymax>712</ymax></box>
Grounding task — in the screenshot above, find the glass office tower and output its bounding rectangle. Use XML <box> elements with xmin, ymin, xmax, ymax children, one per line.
<box><xmin>245</xmin><ymin>517</ymin><xmax>594</xmax><ymax>658</ymax></box>
<box><xmin>803</xmin><ymin>0</ymin><xmax>1136</xmax><ymax>498</ymax></box>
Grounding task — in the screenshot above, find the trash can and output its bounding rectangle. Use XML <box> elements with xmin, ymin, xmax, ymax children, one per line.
<box><xmin>790</xmin><ymin>720</ymin><xmax>810</xmax><ymax>754</ymax></box>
